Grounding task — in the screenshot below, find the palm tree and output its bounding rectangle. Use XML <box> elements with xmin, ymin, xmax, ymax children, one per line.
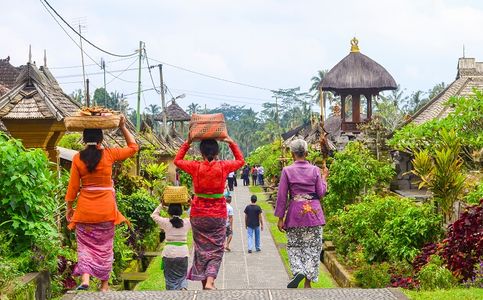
<box><xmin>145</xmin><ymin>104</ymin><xmax>161</xmax><ymax>132</ymax></box>
<box><xmin>187</xmin><ymin>103</ymin><xmax>200</xmax><ymax>115</ymax></box>
<box><xmin>309</xmin><ymin>70</ymin><xmax>328</xmax><ymax>102</ymax></box>
<box><xmin>309</xmin><ymin>70</ymin><xmax>336</xmax><ymax>118</ymax></box>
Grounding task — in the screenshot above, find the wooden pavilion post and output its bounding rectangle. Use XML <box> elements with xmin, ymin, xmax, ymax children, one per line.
<box><xmin>352</xmin><ymin>94</ymin><xmax>361</xmax><ymax>123</ymax></box>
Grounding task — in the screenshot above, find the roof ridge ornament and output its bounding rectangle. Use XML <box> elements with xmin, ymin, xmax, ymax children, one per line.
<box><xmin>350</xmin><ymin>37</ymin><xmax>360</xmax><ymax>53</ymax></box>
<box><xmin>28</xmin><ymin>45</ymin><xmax>32</xmax><ymax>64</ymax></box>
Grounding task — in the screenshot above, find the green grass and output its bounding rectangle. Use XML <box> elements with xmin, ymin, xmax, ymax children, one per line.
<box><xmin>249</xmin><ymin>186</ymin><xmax>336</xmax><ymax>288</ymax></box>
<box><xmin>403</xmin><ymin>288</ymin><xmax>483</xmax><ymax>300</ymax></box>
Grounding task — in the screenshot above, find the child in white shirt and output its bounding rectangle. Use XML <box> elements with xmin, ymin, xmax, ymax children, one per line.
<box><xmin>151</xmin><ymin>204</ymin><xmax>191</xmax><ymax>290</ymax></box>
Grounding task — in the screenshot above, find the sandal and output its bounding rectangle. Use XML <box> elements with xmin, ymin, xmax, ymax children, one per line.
<box><xmin>287</xmin><ymin>273</ymin><xmax>304</xmax><ymax>288</ymax></box>
<box><xmin>75</xmin><ymin>284</ymin><xmax>89</xmax><ymax>291</ymax></box>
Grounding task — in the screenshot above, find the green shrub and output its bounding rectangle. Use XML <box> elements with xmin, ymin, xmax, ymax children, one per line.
<box><xmin>324</xmin><ymin>142</ymin><xmax>394</xmax><ymax>215</ymax></box>
<box><xmin>418</xmin><ymin>255</ymin><xmax>457</xmax><ymax>290</ymax></box>
<box><xmin>0</xmin><ymin>133</ymin><xmax>61</xmax><ymax>273</ymax></box>
<box><xmin>464</xmin><ymin>183</ymin><xmax>483</xmax><ymax>205</ymax></box>
<box><xmin>333</xmin><ymin>195</ymin><xmax>442</xmax><ymax>264</ymax></box>
<box><xmin>388</xmin><ymin>91</ymin><xmax>483</xmax><ymax>154</ymax></box>
<box><xmin>354</xmin><ymin>262</ymin><xmax>391</xmax><ymax>288</ymax></box>
<box><xmin>118</xmin><ymin>189</ymin><xmax>158</xmax><ymax>237</ymax></box>
<box><xmin>58</xmin><ymin>133</ymin><xmax>83</xmax><ymax>150</ymax></box>
<box><xmin>246</xmin><ymin>140</ymin><xmax>287</xmax><ymax>181</ymax></box>
<box><xmin>112</xmin><ymin>224</ymin><xmax>134</xmax><ymax>284</ymax></box>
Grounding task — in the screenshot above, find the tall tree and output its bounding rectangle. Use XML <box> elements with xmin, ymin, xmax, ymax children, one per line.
<box><xmin>145</xmin><ymin>104</ymin><xmax>161</xmax><ymax>132</ymax></box>
<box><xmin>70</xmin><ymin>89</ymin><xmax>84</xmax><ymax>105</ymax></box>
<box><xmin>187</xmin><ymin>103</ymin><xmax>200</xmax><ymax>115</ymax></box>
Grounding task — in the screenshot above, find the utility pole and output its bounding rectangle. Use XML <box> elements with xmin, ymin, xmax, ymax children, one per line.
<box><xmin>79</xmin><ymin>24</ymin><xmax>87</xmax><ymax>106</ymax></box>
<box><xmin>157</xmin><ymin>64</ymin><xmax>167</xmax><ymax>136</ymax></box>
<box><xmin>136</xmin><ymin>41</ymin><xmax>143</xmax><ymax>132</ymax></box>
<box><xmin>86</xmin><ymin>78</ymin><xmax>90</xmax><ymax>107</ymax></box>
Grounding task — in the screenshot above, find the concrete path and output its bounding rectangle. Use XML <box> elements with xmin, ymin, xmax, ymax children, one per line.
<box><xmin>188</xmin><ymin>184</ymin><xmax>288</xmax><ymax>290</ymax></box>
<box><xmin>64</xmin><ymin>288</ymin><xmax>408</xmax><ymax>299</ymax></box>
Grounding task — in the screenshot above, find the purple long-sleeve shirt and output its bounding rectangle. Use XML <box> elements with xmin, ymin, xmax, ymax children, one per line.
<box><xmin>275</xmin><ymin>160</ymin><xmax>327</xmax><ymax>228</ymax></box>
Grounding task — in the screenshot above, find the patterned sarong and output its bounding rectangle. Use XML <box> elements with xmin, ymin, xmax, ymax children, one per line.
<box><xmin>286</xmin><ymin>225</ymin><xmax>323</xmax><ymax>282</ymax></box>
<box><xmin>163</xmin><ymin>257</ymin><xmax>189</xmax><ymax>290</ymax></box>
<box><xmin>73</xmin><ymin>222</ymin><xmax>115</xmax><ymax>281</ymax></box>
<box><xmin>188</xmin><ymin>217</ymin><xmax>226</xmax><ymax>281</ymax></box>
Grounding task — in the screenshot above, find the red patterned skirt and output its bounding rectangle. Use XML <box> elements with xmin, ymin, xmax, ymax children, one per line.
<box><xmin>188</xmin><ymin>217</ymin><xmax>226</xmax><ymax>281</ymax></box>
<box><xmin>73</xmin><ymin>222</ymin><xmax>115</xmax><ymax>281</ymax></box>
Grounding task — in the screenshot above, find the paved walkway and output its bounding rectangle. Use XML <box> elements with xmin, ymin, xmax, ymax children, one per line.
<box><xmin>64</xmin><ymin>288</ymin><xmax>407</xmax><ymax>299</ymax></box>
<box><xmin>188</xmin><ymin>184</ymin><xmax>288</xmax><ymax>290</ymax></box>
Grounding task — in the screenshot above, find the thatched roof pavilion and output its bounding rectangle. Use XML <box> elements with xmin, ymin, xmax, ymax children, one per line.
<box><xmin>319</xmin><ymin>38</ymin><xmax>397</xmax><ymax>131</ymax></box>
<box><xmin>155</xmin><ymin>100</ymin><xmax>191</xmax><ymax>135</ymax></box>
<box><xmin>0</xmin><ymin>52</ymin><xmax>80</xmax><ymax>163</ymax></box>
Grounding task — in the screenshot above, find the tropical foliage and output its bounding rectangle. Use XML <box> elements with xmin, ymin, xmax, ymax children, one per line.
<box><xmin>388</xmin><ymin>91</ymin><xmax>483</xmax><ymax>162</ymax></box>
<box><xmin>332</xmin><ymin>195</ymin><xmax>442</xmax><ymax>264</ymax></box>
<box><xmin>324</xmin><ymin>142</ymin><xmax>394</xmax><ymax>215</ymax></box>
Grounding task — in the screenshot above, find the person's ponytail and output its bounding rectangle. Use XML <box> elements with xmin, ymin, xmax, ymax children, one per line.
<box><xmin>168</xmin><ymin>204</ymin><xmax>184</xmax><ymax>228</ymax></box>
<box><xmin>80</xmin><ymin>145</ymin><xmax>102</xmax><ymax>172</ymax></box>
<box><xmin>80</xmin><ymin>129</ymin><xmax>103</xmax><ymax>172</ymax></box>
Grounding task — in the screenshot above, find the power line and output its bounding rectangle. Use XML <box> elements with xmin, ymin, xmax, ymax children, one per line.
<box><xmin>106</xmin><ymin>58</ymin><xmax>139</xmax><ymax>85</ymax></box>
<box><xmin>40</xmin><ymin>0</ymin><xmax>137</xmax><ymax>86</ymax></box>
<box><xmin>148</xmin><ymin>57</ymin><xmax>273</xmax><ymax>92</ymax></box>
<box><xmin>40</xmin><ymin>0</ymin><xmax>137</xmax><ymax>58</ymax></box>
<box><xmin>144</xmin><ymin>49</ymin><xmax>161</xmax><ymax>94</ymax></box>
<box><xmin>169</xmin><ymin>88</ymin><xmax>270</xmax><ymax>102</ymax></box>
<box><xmin>49</xmin><ymin>57</ymin><xmax>134</xmax><ymax>69</ymax></box>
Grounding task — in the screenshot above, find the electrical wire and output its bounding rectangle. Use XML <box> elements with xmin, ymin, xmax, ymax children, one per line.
<box><xmin>49</xmin><ymin>57</ymin><xmax>134</xmax><ymax>70</ymax></box>
<box><xmin>106</xmin><ymin>57</ymin><xmax>139</xmax><ymax>85</ymax></box>
<box><xmin>148</xmin><ymin>57</ymin><xmax>273</xmax><ymax>92</ymax></box>
<box><xmin>40</xmin><ymin>0</ymin><xmax>137</xmax><ymax>85</ymax></box>
<box><xmin>144</xmin><ymin>49</ymin><xmax>161</xmax><ymax>94</ymax></box>
<box><xmin>40</xmin><ymin>0</ymin><xmax>137</xmax><ymax>58</ymax></box>
<box><xmin>169</xmin><ymin>88</ymin><xmax>269</xmax><ymax>102</ymax></box>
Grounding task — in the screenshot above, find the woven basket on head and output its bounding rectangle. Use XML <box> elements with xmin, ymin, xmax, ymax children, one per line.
<box><xmin>64</xmin><ymin>115</ymin><xmax>121</xmax><ymax>132</ymax></box>
<box><xmin>189</xmin><ymin>113</ymin><xmax>228</xmax><ymax>141</ymax></box>
<box><xmin>162</xmin><ymin>186</ymin><xmax>189</xmax><ymax>204</ymax></box>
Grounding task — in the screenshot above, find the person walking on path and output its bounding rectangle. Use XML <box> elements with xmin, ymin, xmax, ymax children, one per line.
<box><xmin>65</xmin><ymin>116</ymin><xmax>138</xmax><ymax>292</ymax></box>
<box><xmin>151</xmin><ymin>204</ymin><xmax>191</xmax><ymax>290</ymax></box>
<box><xmin>251</xmin><ymin>166</ymin><xmax>258</xmax><ymax>186</ymax></box>
<box><xmin>275</xmin><ymin>139</ymin><xmax>328</xmax><ymax>289</ymax></box>
<box><xmin>242</xmin><ymin>165</ymin><xmax>250</xmax><ymax>186</ymax></box>
<box><xmin>227</xmin><ymin>171</ymin><xmax>235</xmax><ymax>191</ymax></box>
<box><xmin>244</xmin><ymin>195</ymin><xmax>264</xmax><ymax>253</ymax></box>
<box><xmin>257</xmin><ymin>165</ymin><xmax>265</xmax><ymax>186</ymax></box>
<box><xmin>225</xmin><ymin>195</ymin><xmax>234</xmax><ymax>252</ymax></box>
<box><xmin>174</xmin><ymin>137</ymin><xmax>244</xmax><ymax>290</ymax></box>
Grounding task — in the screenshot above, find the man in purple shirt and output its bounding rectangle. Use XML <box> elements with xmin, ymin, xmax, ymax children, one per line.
<box><xmin>275</xmin><ymin>139</ymin><xmax>328</xmax><ymax>289</ymax></box>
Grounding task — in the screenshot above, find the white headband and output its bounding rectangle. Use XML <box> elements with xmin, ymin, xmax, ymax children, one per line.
<box><xmin>86</xmin><ymin>142</ymin><xmax>98</xmax><ymax>146</ymax></box>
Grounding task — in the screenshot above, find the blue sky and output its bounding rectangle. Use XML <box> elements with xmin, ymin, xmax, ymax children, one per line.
<box><xmin>1</xmin><ymin>0</ymin><xmax>482</xmax><ymax>113</ymax></box>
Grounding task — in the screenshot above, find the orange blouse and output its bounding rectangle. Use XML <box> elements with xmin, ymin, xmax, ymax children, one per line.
<box><xmin>65</xmin><ymin>143</ymin><xmax>139</xmax><ymax>229</ymax></box>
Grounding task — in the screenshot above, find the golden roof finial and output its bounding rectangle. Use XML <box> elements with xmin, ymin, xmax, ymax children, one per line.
<box><xmin>350</xmin><ymin>37</ymin><xmax>360</xmax><ymax>52</ymax></box>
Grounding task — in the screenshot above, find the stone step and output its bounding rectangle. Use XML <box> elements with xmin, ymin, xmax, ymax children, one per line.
<box><xmin>63</xmin><ymin>288</ymin><xmax>408</xmax><ymax>300</ymax></box>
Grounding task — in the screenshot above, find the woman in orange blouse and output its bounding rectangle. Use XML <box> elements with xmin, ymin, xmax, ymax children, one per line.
<box><xmin>65</xmin><ymin>115</ymin><xmax>138</xmax><ymax>291</ymax></box>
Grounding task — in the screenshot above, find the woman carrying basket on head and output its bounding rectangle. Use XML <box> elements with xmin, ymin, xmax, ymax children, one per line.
<box><xmin>174</xmin><ymin>136</ymin><xmax>244</xmax><ymax>290</ymax></box>
<box><xmin>65</xmin><ymin>115</ymin><xmax>138</xmax><ymax>292</ymax></box>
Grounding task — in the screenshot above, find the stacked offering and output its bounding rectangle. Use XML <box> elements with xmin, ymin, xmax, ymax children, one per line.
<box><xmin>189</xmin><ymin>113</ymin><xmax>228</xmax><ymax>141</ymax></box>
<box><xmin>65</xmin><ymin>106</ymin><xmax>121</xmax><ymax>131</ymax></box>
<box><xmin>162</xmin><ymin>186</ymin><xmax>190</xmax><ymax>204</ymax></box>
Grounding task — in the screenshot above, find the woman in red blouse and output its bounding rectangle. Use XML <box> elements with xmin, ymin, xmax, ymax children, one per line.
<box><xmin>174</xmin><ymin>137</ymin><xmax>244</xmax><ymax>290</ymax></box>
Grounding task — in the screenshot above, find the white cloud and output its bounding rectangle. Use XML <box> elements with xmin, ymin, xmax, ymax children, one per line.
<box><xmin>1</xmin><ymin>0</ymin><xmax>482</xmax><ymax>111</ymax></box>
